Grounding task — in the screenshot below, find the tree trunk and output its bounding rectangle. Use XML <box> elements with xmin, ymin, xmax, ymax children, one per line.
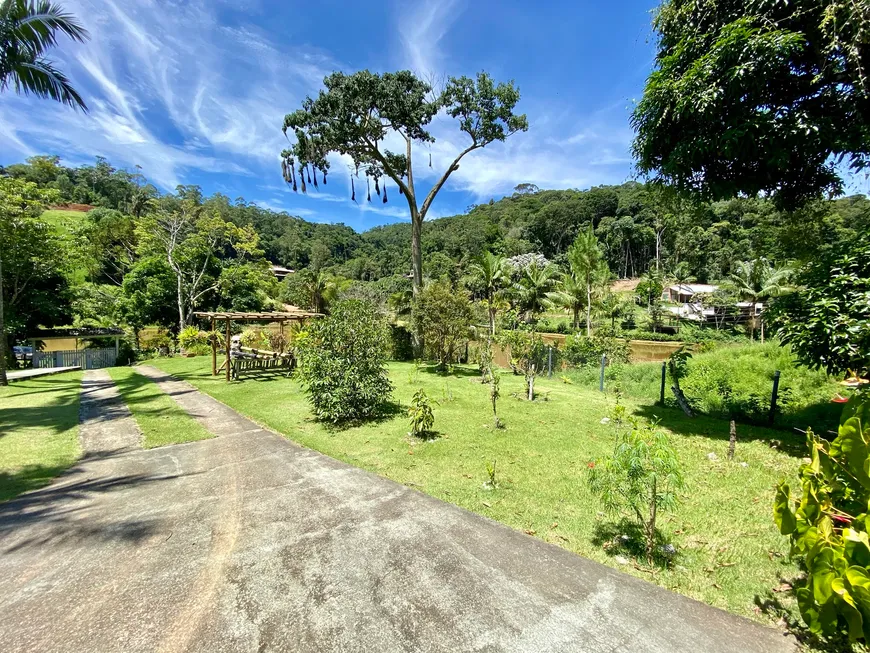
<box><xmin>488</xmin><ymin>294</ymin><xmax>496</xmax><ymax>336</ymax></box>
<box><xmin>573</xmin><ymin>307</ymin><xmax>580</xmax><ymax>331</ymax></box>
<box><xmin>0</xmin><ymin>255</ymin><xmax>7</xmax><ymax>386</ymax></box>
<box><xmin>177</xmin><ymin>276</ymin><xmax>186</xmax><ymax>332</ymax></box>
<box><xmin>647</xmin><ymin>477</ymin><xmax>657</xmax><ymax>565</ymax></box>
<box><xmin>527</xmin><ymin>374</ymin><xmax>534</xmax><ymax>401</ymax></box>
<box><xmin>410</xmin><ymin>209</ymin><xmax>424</xmax><ymax>356</ymax></box>
<box><xmin>586</xmin><ymin>282</ymin><xmax>592</xmax><ymax>337</ymax></box>
<box><xmin>411</xmin><ymin>211</ymin><xmax>423</xmax><ymax>295</ymax></box>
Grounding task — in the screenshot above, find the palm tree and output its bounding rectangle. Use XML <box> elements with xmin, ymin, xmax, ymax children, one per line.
<box><xmin>0</xmin><ymin>0</ymin><xmax>89</xmax><ymax>110</ymax></box>
<box><xmin>513</xmin><ymin>263</ymin><xmax>558</xmax><ymax>321</ymax></box>
<box><xmin>299</xmin><ymin>268</ymin><xmax>345</xmax><ymax>314</ymax></box>
<box><xmin>546</xmin><ymin>273</ymin><xmax>586</xmax><ymax>331</ymax></box>
<box><xmin>469</xmin><ymin>251</ymin><xmax>506</xmax><ymax>335</ymax></box>
<box><xmin>729</xmin><ymin>259</ymin><xmax>792</xmax><ymax>341</ymax></box>
<box><xmin>597</xmin><ymin>289</ymin><xmax>631</xmax><ymax>331</ymax></box>
<box><xmin>567</xmin><ymin>226</ymin><xmax>606</xmax><ymax>336</ymax></box>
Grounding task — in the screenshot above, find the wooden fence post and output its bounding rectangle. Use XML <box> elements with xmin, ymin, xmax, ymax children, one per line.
<box><xmin>599</xmin><ymin>354</ymin><xmax>606</xmax><ymax>392</ymax></box>
<box><xmin>211</xmin><ymin>317</ymin><xmax>217</xmax><ymax>376</ymax></box>
<box><xmin>225</xmin><ymin>317</ymin><xmax>231</xmax><ymax>382</ymax></box>
<box><xmin>768</xmin><ymin>370</ymin><xmax>781</xmax><ymax>425</ymax></box>
<box><xmin>660</xmin><ymin>362</ymin><xmax>667</xmax><ymax>404</ymax></box>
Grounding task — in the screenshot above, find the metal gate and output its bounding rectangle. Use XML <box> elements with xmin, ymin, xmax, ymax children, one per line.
<box><xmin>32</xmin><ymin>348</ymin><xmax>118</xmax><ymax>370</ymax></box>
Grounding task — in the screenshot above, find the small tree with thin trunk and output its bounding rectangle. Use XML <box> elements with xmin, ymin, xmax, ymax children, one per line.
<box><xmin>589</xmin><ymin>403</ymin><xmax>685</xmax><ymax>565</ymax></box>
<box><xmin>469</xmin><ymin>251</ymin><xmax>506</xmax><ymax>336</ymax></box>
<box><xmin>279</xmin><ymin>70</ymin><xmax>528</xmax><ymax>314</ymax></box>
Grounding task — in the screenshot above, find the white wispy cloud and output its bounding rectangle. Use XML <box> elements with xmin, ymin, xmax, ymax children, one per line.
<box><xmin>0</xmin><ymin>0</ymin><xmax>338</xmax><ymax>190</ymax></box>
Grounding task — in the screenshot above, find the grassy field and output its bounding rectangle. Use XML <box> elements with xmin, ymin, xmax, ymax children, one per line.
<box><xmin>39</xmin><ymin>209</ymin><xmax>90</xmax><ymax>232</ymax></box>
<box><xmin>0</xmin><ymin>372</ymin><xmax>83</xmax><ymax>501</ymax></box>
<box><xmin>108</xmin><ymin>367</ymin><xmax>212</xmax><ymax>448</ymax></box>
<box><xmin>149</xmin><ymin>355</ymin><xmax>803</xmax><ymax>628</ymax></box>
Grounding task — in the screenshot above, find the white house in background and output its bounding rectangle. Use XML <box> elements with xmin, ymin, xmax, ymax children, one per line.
<box><xmin>270</xmin><ymin>265</ymin><xmax>294</xmax><ymax>280</ymax></box>
<box><xmin>662</xmin><ymin>283</ymin><xmax>719</xmax><ymax>303</ymax></box>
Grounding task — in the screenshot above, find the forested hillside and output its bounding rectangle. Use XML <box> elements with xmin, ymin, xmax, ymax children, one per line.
<box><xmin>3</xmin><ymin>154</ymin><xmax>869</xmax><ymax>347</ymax></box>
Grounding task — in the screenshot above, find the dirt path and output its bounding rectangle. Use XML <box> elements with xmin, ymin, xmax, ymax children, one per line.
<box><xmin>0</xmin><ymin>367</ymin><xmax>795</xmax><ymax>653</ymax></box>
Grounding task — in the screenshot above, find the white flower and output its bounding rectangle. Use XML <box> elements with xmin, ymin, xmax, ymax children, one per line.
<box><xmin>600</xmin><ymin>417</ymin><xmax>611</xmax><ymax>424</ymax></box>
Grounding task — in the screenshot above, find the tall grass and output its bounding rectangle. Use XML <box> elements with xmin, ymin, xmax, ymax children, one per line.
<box><xmin>565</xmin><ymin>342</ymin><xmax>842</xmax><ymax>432</ymax></box>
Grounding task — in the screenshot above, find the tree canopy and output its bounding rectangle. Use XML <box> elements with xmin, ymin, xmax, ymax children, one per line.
<box><xmin>280</xmin><ymin>69</ymin><xmax>527</xmax><ymax>295</ymax></box>
<box><xmin>633</xmin><ymin>0</ymin><xmax>870</xmax><ymax>208</ymax></box>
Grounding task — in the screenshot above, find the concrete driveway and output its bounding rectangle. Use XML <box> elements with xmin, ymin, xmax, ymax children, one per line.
<box><xmin>0</xmin><ymin>369</ymin><xmax>794</xmax><ymax>652</ymax></box>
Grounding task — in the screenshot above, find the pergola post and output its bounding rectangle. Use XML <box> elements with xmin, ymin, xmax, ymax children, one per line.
<box><xmin>225</xmin><ymin>317</ymin><xmax>231</xmax><ymax>382</ymax></box>
<box><xmin>211</xmin><ymin>317</ymin><xmax>217</xmax><ymax>376</ymax></box>
<box><xmin>279</xmin><ymin>320</ymin><xmax>285</xmax><ymax>353</ymax></box>
<box><xmin>114</xmin><ymin>336</ymin><xmax>119</xmax><ymax>357</ymax></box>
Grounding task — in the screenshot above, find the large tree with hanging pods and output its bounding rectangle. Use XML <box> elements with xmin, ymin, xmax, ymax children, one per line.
<box><xmin>280</xmin><ymin>70</ymin><xmax>528</xmax><ymax>298</ymax></box>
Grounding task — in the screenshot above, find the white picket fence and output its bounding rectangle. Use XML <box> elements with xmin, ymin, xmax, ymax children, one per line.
<box><xmin>32</xmin><ymin>348</ymin><xmax>117</xmax><ymax>370</ymax></box>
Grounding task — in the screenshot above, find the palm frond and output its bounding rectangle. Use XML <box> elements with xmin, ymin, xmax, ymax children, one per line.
<box><xmin>12</xmin><ymin>57</ymin><xmax>86</xmax><ymax>109</ymax></box>
<box><xmin>11</xmin><ymin>1</ymin><xmax>89</xmax><ymax>56</ymax></box>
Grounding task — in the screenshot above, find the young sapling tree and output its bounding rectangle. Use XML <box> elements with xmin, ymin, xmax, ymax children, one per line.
<box><xmin>589</xmin><ymin>401</ymin><xmax>686</xmax><ymax>565</ymax></box>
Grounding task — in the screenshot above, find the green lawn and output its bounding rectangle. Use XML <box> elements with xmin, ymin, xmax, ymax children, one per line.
<box><xmin>108</xmin><ymin>367</ymin><xmax>212</xmax><ymax>448</ymax></box>
<box><xmin>149</xmin><ymin>356</ymin><xmax>802</xmax><ymax>627</ymax></box>
<box><xmin>0</xmin><ymin>372</ymin><xmax>83</xmax><ymax>501</ymax></box>
<box><xmin>39</xmin><ymin>209</ymin><xmax>90</xmax><ymax>232</ymax></box>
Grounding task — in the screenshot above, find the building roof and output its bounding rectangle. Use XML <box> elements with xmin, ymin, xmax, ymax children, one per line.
<box><xmin>193</xmin><ymin>311</ymin><xmax>322</xmax><ymax>321</ymax></box>
<box><xmin>667</xmin><ymin>284</ymin><xmax>719</xmax><ymax>295</ymax></box>
<box><xmin>270</xmin><ymin>265</ymin><xmax>294</xmax><ymax>275</ymax></box>
<box><xmin>30</xmin><ymin>327</ymin><xmax>124</xmax><ymax>339</ymax></box>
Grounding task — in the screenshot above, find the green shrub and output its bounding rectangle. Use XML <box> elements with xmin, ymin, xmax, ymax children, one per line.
<box><xmin>296</xmin><ymin>300</ymin><xmax>394</xmax><ymax>424</ymax></box>
<box><xmin>589</xmin><ymin>400</ymin><xmax>685</xmax><ymax>565</ymax></box>
<box><xmin>142</xmin><ymin>332</ymin><xmax>174</xmax><ymax>355</ymax></box>
<box><xmin>412</xmin><ymin>281</ymin><xmax>473</xmax><ymax>368</ymax></box>
<box><xmin>388</xmin><ymin>324</ymin><xmax>414</xmax><ymax>361</ymax></box>
<box><xmin>775</xmin><ymin>392</ymin><xmax>870</xmax><ymax>642</ymax></box>
<box><xmin>408</xmin><ymin>389</ymin><xmax>436</xmax><ymax>437</ymax></box>
<box><xmin>678</xmin><ymin>342</ymin><xmax>840</xmax><ymax>428</ymax></box>
<box><xmin>564</xmin><ymin>334</ymin><xmax>630</xmax><ymax>368</ymax></box>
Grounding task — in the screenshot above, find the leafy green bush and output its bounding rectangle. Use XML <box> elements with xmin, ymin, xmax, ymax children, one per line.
<box><xmin>178</xmin><ymin>326</ymin><xmax>223</xmax><ymax>356</ymax></box>
<box><xmin>564</xmin><ymin>334</ymin><xmax>630</xmax><ymax>368</ymax></box>
<box><xmin>388</xmin><ymin>324</ymin><xmax>414</xmax><ymax>361</ymax></box>
<box><xmin>769</xmin><ymin>242</ymin><xmax>870</xmax><ymax>377</ymax></box>
<box><xmin>296</xmin><ymin>300</ymin><xmax>393</xmax><ymax>424</ymax></box>
<box><xmin>141</xmin><ymin>332</ymin><xmax>174</xmax><ymax>355</ymax></box>
<box><xmin>589</xmin><ymin>400</ymin><xmax>685</xmax><ymax>564</ymax></box>
<box><xmin>408</xmin><ymin>389</ymin><xmax>436</xmax><ymax>437</ymax></box>
<box><xmin>412</xmin><ymin>281</ymin><xmax>473</xmax><ymax>368</ymax></box>
<box><xmin>775</xmin><ymin>392</ymin><xmax>870</xmax><ymax>642</ymax></box>
<box><xmin>678</xmin><ymin>342</ymin><xmax>839</xmax><ymax>428</ymax></box>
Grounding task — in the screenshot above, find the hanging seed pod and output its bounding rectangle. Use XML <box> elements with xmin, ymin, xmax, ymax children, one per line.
<box><xmin>312</xmin><ymin>165</ymin><xmax>318</xmax><ymax>189</ymax></box>
<box><xmin>399</xmin><ymin>185</ymin><xmax>404</xmax><ymax>195</ymax></box>
<box><xmin>291</xmin><ymin>165</ymin><xmax>298</xmax><ymax>192</ymax></box>
<box><xmin>429</xmin><ymin>151</ymin><xmax>432</xmax><ymax>168</ymax></box>
<box><xmin>351</xmin><ymin>176</ymin><xmax>356</xmax><ymax>202</ymax></box>
<box><xmin>366</xmin><ymin>176</ymin><xmax>371</xmax><ymax>202</ymax></box>
<box><xmin>307</xmin><ymin>166</ymin><xmax>312</xmax><ymax>184</ymax></box>
<box><xmin>383</xmin><ymin>184</ymin><xmax>388</xmax><ymax>204</ymax></box>
<box><xmin>374</xmin><ymin>177</ymin><xmax>380</xmax><ymax>196</ymax></box>
<box><xmin>322</xmin><ymin>170</ymin><xmax>327</xmax><ymax>185</ymax></box>
<box><xmin>299</xmin><ymin>165</ymin><xmax>307</xmax><ymax>193</ymax></box>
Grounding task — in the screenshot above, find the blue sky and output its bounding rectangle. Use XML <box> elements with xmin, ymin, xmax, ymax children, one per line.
<box><xmin>0</xmin><ymin>0</ymin><xmax>659</xmax><ymax>231</ymax></box>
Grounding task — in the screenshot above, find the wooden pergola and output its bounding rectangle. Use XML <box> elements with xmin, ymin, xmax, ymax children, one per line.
<box><xmin>193</xmin><ymin>311</ymin><xmax>322</xmax><ymax>381</ymax></box>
